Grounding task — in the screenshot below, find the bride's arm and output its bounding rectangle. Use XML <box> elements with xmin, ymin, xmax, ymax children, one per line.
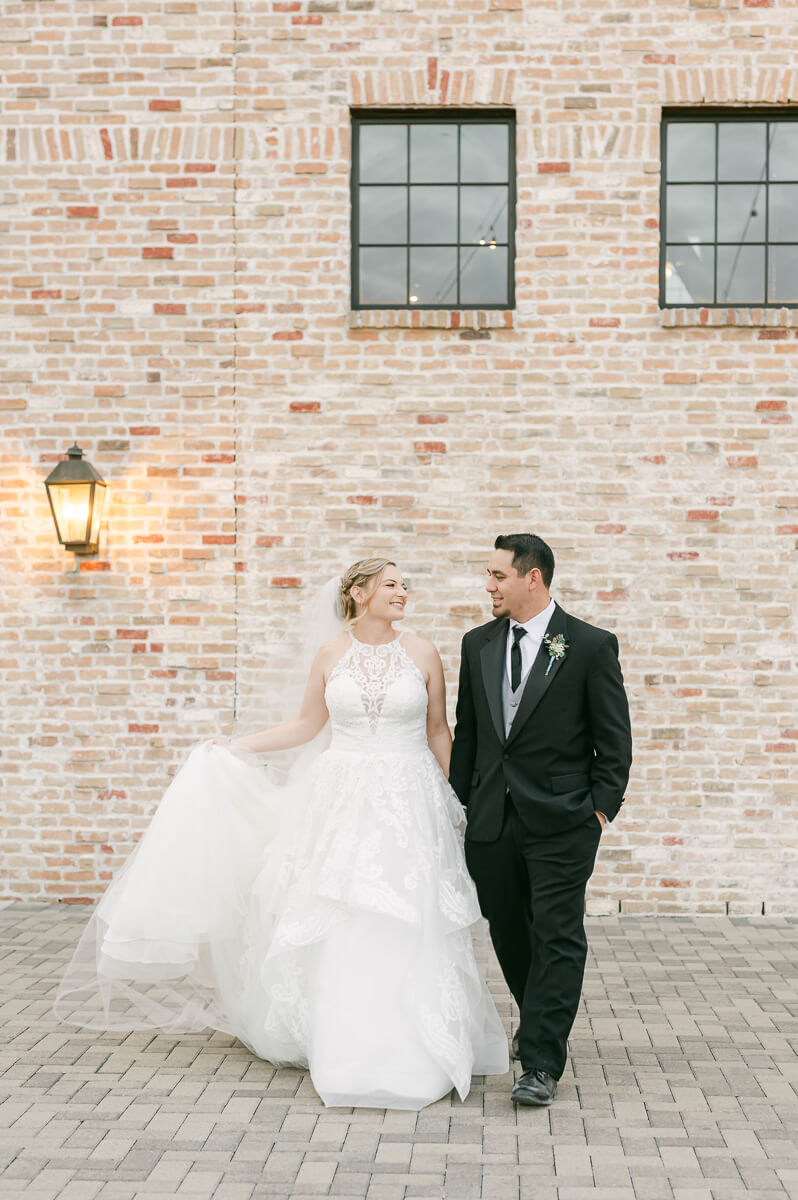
<box><xmin>424</xmin><ymin>645</ymin><xmax>453</xmax><ymax>777</ymax></box>
<box><xmin>229</xmin><ymin>650</ymin><xmax>330</xmax><ymax>754</ymax></box>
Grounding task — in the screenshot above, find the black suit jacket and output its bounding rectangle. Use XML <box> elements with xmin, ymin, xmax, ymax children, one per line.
<box><xmin>449</xmin><ymin>603</ymin><xmax>632</xmax><ymax>841</ymax></box>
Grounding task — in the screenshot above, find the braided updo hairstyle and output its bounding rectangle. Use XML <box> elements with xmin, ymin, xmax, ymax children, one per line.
<box><xmin>339</xmin><ymin>557</ymin><xmax>397</xmax><ymax>623</ymax></box>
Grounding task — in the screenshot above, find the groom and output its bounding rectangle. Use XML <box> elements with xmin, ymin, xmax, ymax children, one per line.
<box><xmin>450</xmin><ymin>534</ymin><xmax>632</xmax><ymax>1107</ymax></box>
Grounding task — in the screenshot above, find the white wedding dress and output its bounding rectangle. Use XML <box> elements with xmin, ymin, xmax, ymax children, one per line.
<box><xmin>55</xmin><ymin>632</ymin><xmax>509</xmax><ymax>1109</ymax></box>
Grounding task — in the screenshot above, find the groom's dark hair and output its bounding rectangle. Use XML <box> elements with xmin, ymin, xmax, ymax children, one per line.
<box><xmin>494</xmin><ymin>533</ymin><xmax>555</xmax><ymax>588</ymax></box>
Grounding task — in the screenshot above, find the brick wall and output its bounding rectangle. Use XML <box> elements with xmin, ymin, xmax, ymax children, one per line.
<box><xmin>2</xmin><ymin>0</ymin><xmax>796</xmax><ymax>913</ymax></box>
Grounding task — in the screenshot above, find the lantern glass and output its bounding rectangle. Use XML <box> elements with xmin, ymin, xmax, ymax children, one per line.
<box><xmin>88</xmin><ymin>482</ymin><xmax>106</xmax><ymax>548</ymax></box>
<box><xmin>48</xmin><ymin>481</ymin><xmax>94</xmax><ymax>546</ymax></box>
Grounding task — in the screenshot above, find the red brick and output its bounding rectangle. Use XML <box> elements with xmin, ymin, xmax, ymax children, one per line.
<box><xmin>154</xmin><ymin>303</ymin><xmax>186</xmax><ymax>314</ymax></box>
<box><xmin>347</xmin><ymin>495</ymin><xmax>378</xmax><ymax>505</ymax></box>
<box><xmin>202</xmin><ymin>534</ymin><xmax>236</xmax><ymax>544</ymax></box>
<box><xmin>538</xmin><ymin>162</ymin><xmax>571</xmax><ymax>174</ymax></box>
<box><xmin>142</xmin><ymin>247</ymin><xmax>173</xmax><ymax>259</ymax></box>
<box><xmin>271</xmin><ymin>576</ymin><xmax>302</xmax><ymax>587</ymax></box>
<box><xmin>67</xmin><ymin>206</ymin><xmax>99</xmax><ymax>219</ymax></box>
<box><xmin>273</xmin><ymin>330</ymin><xmax>303</xmax><ymax>340</ymax></box>
<box><xmin>413</xmin><ymin>442</ymin><xmax>446</xmax><ymax>453</ymax></box>
<box><xmin>112</xmin><ymin>15</ymin><xmax>144</xmax><ymax>24</ymax></box>
<box><xmin>128</xmin><ymin>723</ymin><xmax>159</xmax><ymax>734</ymax></box>
<box><xmin>289</xmin><ymin>401</ymin><xmax>321</xmax><ymax>412</ymax></box>
<box><xmin>149</xmin><ymin>99</ymin><xmax>181</xmax><ymax>112</ymax></box>
<box><xmin>687</xmin><ymin>510</ymin><xmax>719</xmax><ymax>521</ymax></box>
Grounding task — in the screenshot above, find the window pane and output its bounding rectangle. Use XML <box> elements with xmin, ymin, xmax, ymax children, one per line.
<box><xmin>359</xmin><ymin>125</ymin><xmax>407</xmax><ymax>183</ymax></box>
<box><xmin>666</xmin><ymin>123</ymin><xmax>715</xmax><ymax>182</ymax></box>
<box><xmin>768</xmin><ymin>184</ymin><xmax>798</xmax><ymax>242</ymax></box>
<box><xmin>460</xmin><ymin>245</ymin><xmax>508</xmax><ymax>304</ymax></box>
<box><xmin>770</xmin><ymin>123</ymin><xmax>798</xmax><ymax>182</ymax></box>
<box><xmin>665</xmin><ymin>245</ymin><xmax>715</xmax><ymax>304</ymax></box>
<box><xmin>359</xmin><ymin>247</ymin><xmax>406</xmax><ymax>305</ymax></box>
<box><xmin>717</xmin><ymin>184</ymin><xmax>766</xmax><ymax>243</ymax></box>
<box><xmin>461</xmin><ymin>124</ymin><xmax>509</xmax><ymax>183</ymax></box>
<box><xmin>410</xmin><ymin>124</ymin><xmax>457</xmax><ymax>183</ymax></box>
<box><xmin>717</xmin><ymin>245</ymin><xmax>765</xmax><ymax>304</ymax></box>
<box><xmin>718</xmin><ymin>122</ymin><xmax>767</xmax><ymax>182</ymax></box>
<box><xmin>460</xmin><ymin>185</ymin><xmax>509</xmax><ymax>244</ymax></box>
<box><xmin>359</xmin><ymin>186</ymin><xmax>406</xmax><ymax>244</ymax></box>
<box><xmin>410</xmin><ymin>186</ymin><xmax>457</xmax><ymax>244</ymax></box>
<box><xmin>769</xmin><ymin>246</ymin><xmax>798</xmax><ymax>303</ymax></box>
<box><xmin>409</xmin><ymin>247</ymin><xmax>457</xmax><ymax>306</ymax></box>
<box><xmin>666</xmin><ymin>184</ymin><xmax>715</xmax><ymax>242</ymax></box>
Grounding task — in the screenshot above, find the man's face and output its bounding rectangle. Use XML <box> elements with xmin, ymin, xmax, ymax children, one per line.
<box><xmin>486</xmin><ymin>549</ymin><xmax>536</xmax><ymax>620</ymax></box>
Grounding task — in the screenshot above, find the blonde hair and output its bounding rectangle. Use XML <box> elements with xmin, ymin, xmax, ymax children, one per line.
<box><xmin>340</xmin><ymin>557</ymin><xmax>397</xmax><ymax>623</ymax></box>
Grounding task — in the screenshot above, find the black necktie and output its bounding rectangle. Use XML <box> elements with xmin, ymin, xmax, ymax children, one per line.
<box><xmin>511</xmin><ymin>626</ymin><xmax>526</xmax><ymax>692</ymax></box>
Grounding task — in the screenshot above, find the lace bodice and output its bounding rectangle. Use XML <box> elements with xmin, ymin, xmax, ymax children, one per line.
<box><xmin>325</xmin><ymin>632</ymin><xmax>429</xmax><ymax>754</ymax></box>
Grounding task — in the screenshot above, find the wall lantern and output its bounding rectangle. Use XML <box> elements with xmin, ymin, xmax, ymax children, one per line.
<box><xmin>44</xmin><ymin>444</ymin><xmax>108</xmax><ymax>554</ymax></box>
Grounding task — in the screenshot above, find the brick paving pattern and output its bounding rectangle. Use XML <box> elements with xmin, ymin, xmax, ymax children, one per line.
<box><xmin>1</xmin><ymin>904</ymin><xmax>797</xmax><ymax>1199</ymax></box>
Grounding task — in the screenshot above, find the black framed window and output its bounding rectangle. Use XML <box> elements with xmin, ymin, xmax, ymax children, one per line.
<box><xmin>351</xmin><ymin>110</ymin><xmax>515</xmax><ymax>310</ymax></box>
<box><xmin>661</xmin><ymin>111</ymin><xmax>798</xmax><ymax>307</ymax></box>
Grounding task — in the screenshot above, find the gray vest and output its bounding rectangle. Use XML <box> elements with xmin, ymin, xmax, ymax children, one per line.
<box><xmin>501</xmin><ymin>668</ymin><xmax>525</xmax><ymax>739</ymax></box>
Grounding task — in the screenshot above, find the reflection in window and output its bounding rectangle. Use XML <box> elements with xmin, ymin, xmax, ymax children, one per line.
<box><xmin>352</xmin><ymin>112</ymin><xmax>515</xmax><ymax>309</ymax></box>
<box><xmin>662</xmin><ymin>115</ymin><xmax>798</xmax><ymax>307</ymax></box>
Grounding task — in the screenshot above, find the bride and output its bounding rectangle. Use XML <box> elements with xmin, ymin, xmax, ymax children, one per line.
<box><xmin>55</xmin><ymin>557</ymin><xmax>509</xmax><ymax>1109</ymax></box>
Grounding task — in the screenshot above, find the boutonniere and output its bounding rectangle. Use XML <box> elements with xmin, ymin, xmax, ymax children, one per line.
<box><xmin>543</xmin><ymin>633</ymin><xmax>568</xmax><ymax>676</ymax></box>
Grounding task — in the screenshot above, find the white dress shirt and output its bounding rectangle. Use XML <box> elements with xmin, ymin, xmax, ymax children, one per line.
<box><xmin>506</xmin><ymin>598</ymin><xmax>556</xmax><ymax>690</ymax></box>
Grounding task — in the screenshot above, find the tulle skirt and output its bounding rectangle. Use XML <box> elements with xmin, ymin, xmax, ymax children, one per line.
<box><xmin>54</xmin><ymin>743</ymin><xmax>510</xmax><ymax>1109</ymax></box>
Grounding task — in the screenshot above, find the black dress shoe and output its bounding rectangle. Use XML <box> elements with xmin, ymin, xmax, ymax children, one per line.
<box><xmin>511</xmin><ymin>1030</ymin><xmax>520</xmax><ymax>1061</ymax></box>
<box><xmin>511</xmin><ymin>1068</ymin><xmax>558</xmax><ymax>1107</ymax></box>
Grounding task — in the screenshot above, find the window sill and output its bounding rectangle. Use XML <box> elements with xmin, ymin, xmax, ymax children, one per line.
<box><xmin>349</xmin><ymin>309</ymin><xmax>514</xmax><ymax>331</ymax></box>
<box><xmin>661</xmin><ymin>306</ymin><xmax>798</xmax><ymax>329</ymax></box>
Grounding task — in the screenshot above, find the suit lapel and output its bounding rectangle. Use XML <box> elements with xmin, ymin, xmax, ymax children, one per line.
<box><xmin>479</xmin><ymin>619</ymin><xmax>508</xmax><ymax>744</ymax></box>
<box><xmin>506</xmin><ymin>603</ymin><xmax>569</xmax><ymax>747</ymax></box>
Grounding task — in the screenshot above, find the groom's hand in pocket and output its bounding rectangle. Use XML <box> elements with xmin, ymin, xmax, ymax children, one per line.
<box><xmin>595</xmin><ymin>811</ymin><xmax>607</xmax><ymax>830</ymax></box>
